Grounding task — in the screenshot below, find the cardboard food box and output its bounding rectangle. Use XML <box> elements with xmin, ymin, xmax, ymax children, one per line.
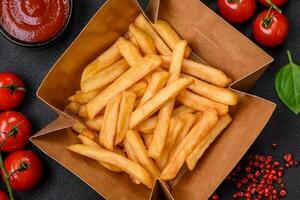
<box><xmin>31</xmin><ymin>0</ymin><xmax>276</xmax><ymax>199</ymax></box>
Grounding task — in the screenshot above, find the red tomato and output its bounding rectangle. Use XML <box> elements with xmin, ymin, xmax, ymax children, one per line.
<box><xmin>0</xmin><ymin>73</ymin><xmax>25</xmax><ymax>110</ymax></box>
<box><xmin>253</xmin><ymin>10</ymin><xmax>289</xmax><ymax>47</ymax></box>
<box><xmin>259</xmin><ymin>0</ymin><xmax>288</xmax><ymax>7</ymax></box>
<box><xmin>4</xmin><ymin>150</ymin><xmax>42</xmax><ymax>191</ymax></box>
<box><xmin>0</xmin><ymin>191</ymin><xmax>9</xmax><ymax>200</ymax></box>
<box><xmin>217</xmin><ymin>0</ymin><xmax>256</xmax><ymax>24</ymax></box>
<box><xmin>0</xmin><ymin>111</ymin><xmax>31</xmax><ymax>152</ymax></box>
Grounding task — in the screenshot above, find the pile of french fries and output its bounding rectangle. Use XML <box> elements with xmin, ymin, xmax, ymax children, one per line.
<box><xmin>65</xmin><ymin>14</ymin><xmax>238</xmax><ymax>189</ymax></box>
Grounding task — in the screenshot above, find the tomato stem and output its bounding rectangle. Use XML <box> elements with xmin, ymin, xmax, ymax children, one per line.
<box><xmin>287</xmin><ymin>50</ymin><xmax>293</xmax><ymax>64</ymax></box>
<box><xmin>0</xmin><ymin>154</ymin><xmax>14</xmax><ymax>200</ymax></box>
<box><xmin>262</xmin><ymin>7</ymin><xmax>275</xmax><ymax>28</ymax></box>
<box><xmin>8</xmin><ymin>161</ymin><xmax>28</xmax><ymax>178</ymax></box>
<box><xmin>265</xmin><ymin>0</ymin><xmax>282</xmax><ymax>13</ymax></box>
<box><xmin>0</xmin><ymin>85</ymin><xmax>25</xmax><ymax>94</ymax></box>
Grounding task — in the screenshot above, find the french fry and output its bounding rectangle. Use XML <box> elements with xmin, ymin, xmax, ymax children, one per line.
<box><xmin>81</xmin><ymin>128</ymin><xmax>96</xmax><ymax>140</ymax></box>
<box><xmin>148</xmin><ymin>40</ymin><xmax>187</xmax><ymax>159</ymax></box>
<box><xmin>129</xmin><ymin>24</ymin><xmax>157</xmax><ymax>55</ymax></box>
<box><xmin>129</xmin><ymin>77</ymin><xmax>193</xmax><ymax>128</ymax></box>
<box><xmin>87</xmin><ymin>55</ymin><xmax>162</xmax><ymax>119</ymax></box>
<box><xmin>160</xmin><ymin>109</ymin><xmax>218</xmax><ymax>180</ymax></box>
<box><xmin>138</xmin><ymin>71</ymin><xmax>169</xmax><ymax>107</ymax></box>
<box><xmin>129</xmin><ymin>80</ymin><xmax>147</xmax><ymax>98</ymax></box>
<box><xmin>142</xmin><ymin>133</ymin><xmax>153</xmax><ymax>149</ymax></box>
<box><xmin>77</xmin><ymin>135</ymin><xmax>123</xmax><ymax>173</ymax></box>
<box><xmin>124</xmin><ymin>138</ymin><xmax>139</xmax><ymax>162</ymax></box>
<box><xmin>72</xmin><ymin>120</ymin><xmax>86</xmax><ymax>134</ymax></box>
<box><xmin>135</xmin><ymin>14</ymin><xmax>171</xmax><ymax>55</ymax></box>
<box><xmin>81</xmin><ymin>39</ymin><xmax>122</xmax><ymax>82</ymax></box>
<box><xmin>65</xmin><ymin>102</ymin><xmax>81</xmax><ymax>114</ymax></box>
<box><xmin>128</xmin><ymin>31</ymin><xmax>139</xmax><ymax>48</ymax></box>
<box><xmin>177</xmin><ymin>90</ymin><xmax>229</xmax><ymax>115</ymax></box>
<box><xmin>169</xmin><ymin>113</ymin><xmax>197</xmax><ymax>159</ymax></box>
<box><xmin>85</xmin><ymin>115</ymin><xmax>104</xmax><ymax>131</ymax></box>
<box><xmin>117</xmin><ymin>37</ymin><xmax>143</xmax><ymax>68</ymax></box>
<box><xmin>78</xmin><ymin>105</ymin><xmax>89</xmax><ymax>119</ymax></box>
<box><xmin>152</xmin><ymin>20</ymin><xmax>191</xmax><ymax>57</ymax></box>
<box><xmin>115</xmin><ymin>91</ymin><xmax>136</xmax><ymax>145</ymax></box>
<box><xmin>69</xmin><ymin>89</ymin><xmax>100</xmax><ymax>104</ymax></box>
<box><xmin>81</xmin><ymin>59</ymin><xmax>129</xmax><ymax>92</ymax></box>
<box><xmin>126</xmin><ymin>130</ymin><xmax>160</xmax><ymax>178</ymax></box>
<box><xmin>137</xmin><ymin>105</ymin><xmax>194</xmax><ymax>134</ymax></box>
<box><xmin>68</xmin><ymin>144</ymin><xmax>154</xmax><ymax>188</ymax></box>
<box><xmin>123</xmin><ymin>138</ymin><xmax>141</xmax><ymax>184</ymax></box>
<box><xmin>138</xmin><ymin>116</ymin><xmax>157</xmax><ymax>134</ymax></box>
<box><xmin>161</xmin><ymin>56</ymin><xmax>232</xmax><ymax>87</ymax></box>
<box><xmin>100</xmin><ymin>94</ymin><xmax>122</xmax><ymax>150</ymax></box>
<box><xmin>186</xmin><ymin>114</ymin><xmax>232</xmax><ymax>170</ymax></box>
<box><xmin>183</xmin><ymin>74</ymin><xmax>238</xmax><ymax>105</ymax></box>
<box><xmin>172</xmin><ymin>105</ymin><xmax>195</xmax><ymax>117</ymax></box>
<box><xmin>156</xmin><ymin>117</ymin><xmax>184</xmax><ymax>170</ymax></box>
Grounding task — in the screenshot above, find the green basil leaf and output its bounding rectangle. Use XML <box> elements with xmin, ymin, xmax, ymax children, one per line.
<box><xmin>275</xmin><ymin>50</ymin><xmax>300</xmax><ymax>115</ymax></box>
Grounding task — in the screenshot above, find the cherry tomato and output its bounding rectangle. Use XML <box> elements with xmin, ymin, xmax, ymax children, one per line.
<box><xmin>253</xmin><ymin>10</ymin><xmax>289</xmax><ymax>47</ymax></box>
<box><xmin>3</xmin><ymin>150</ymin><xmax>42</xmax><ymax>191</ymax></box>
<box><xmin>0</xmin><ymin>191</ymin><xmax>9</xmax><ymax>200</ymax></box>
<box><xmin>259</xmin><ymin>0</ymin><xmax>288</xmax><ymax>7</ymax></box>
<box><xmin>0</xmin><ymin>73</ymin><xmax>25</xmax><ymax>110</ymax></box>
<box><xmin>217</xmin><ymin>0</ymin><xmax>256</xmax><ymax>24</ymax></box>
<box><xmin>0</xmin><ymin>111</ymin><xmax>31</xmax><ymax>152</ymax></box>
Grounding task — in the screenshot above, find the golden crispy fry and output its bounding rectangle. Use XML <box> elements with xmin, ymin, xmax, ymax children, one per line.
<box><xmin>129</xmin><ymin>80</ymin><xmax>147</xmax><ymax>98</ymax></box>
<box><xmin>129</xmin><ymin>24</ymin><xmax>157</xmax><ymax>55</ymax></box>
<box><xmin>117</xmin><ymin>37</ymin><xmax>143</xmax><ymax>68</ymax></box>
<box><xmin>169</xmin><ymin>113</ymin><xmax>196</xmax><ymax>159</ymax></box>
<box><xmin>183</xmin><ymin>74</ymin><xmax>238</xmax><ymax>105</ymax></box>
<box><xmin>81</xmin><ymin>128</ymin><xmax>96</xmax><ymax>140</ymax></box>
<box><xmin>142</xmin><ymin>133</ymin><xmax>153</xmax><ymax>149</ymax></box>
<box><xmin>123</xmin><ymin>137</ymin><xmax>141</xmax><ymax>184</ymax></box>
<box><xmin>85</xmin><ymin>115</ymin><xmax>104</xmax><ymax>131</ymax></box>
<box><xmin>135</xmin><ymin>14</ymin><xmax>171</xmax><ymax>55</ymax></box>
<box><xmin>156</xmin><ymin>117</ymin><xmax>184</xmax><ymax>170</ymax></box>
<box><xmin>78</xmin><ymin>105</ymin><xmax>89</xmax><ymax>119</ymax></box>
<box><xmin>77</xmin><ymin>135</ymin><xmax>123</xmax><ymax>173</ymax></box>
<box><xmin>65</xmin><ymin>102</ymin><xmax>81</xmax><ymax>114</ymax></box>
<box><xmin>68</xmin><ymin>144</ymin><xmax>154</xmax><ymax>188</ymax></box>
<box><xmin>72</xmin><ymin>120</ymin><xmax>87</xmax><ymax>134</ymax></box>
<box><xmin>130</xmin><ymin>77</ymin><xmax>193</xmax><ymax>129</ymax></box>
<box><xmin>148</xmin><ymin>41</ymin><xmax>187</xmax><ymax>159</ymax></box>
<box><xmin>172</xmin><ymin>105</ymin><xmax>195</xmax><ymax>117</ymax></box>
<box><xmin>137</xmin><ymin>105</ymin><xmax>194</xmax><ymax>134</ymax></box>
<box><xmin>160</xmin><ymin>109</ymin><xmax>218</xmax><ymax>180</ymax></box>
<box><xmin>68</xmin><ymin>89</ymin><xmax>100</xmax><ymax>104</ymax></box>
<box><xmin>81</xmin><ymin>59</ymin><xmax>129</xmax><ymax>93</ymax></box>
<box><xmin>177</xmin><ymin>90</ymin><xmax>229</xmax><ymax>115</ymax></box>
<box><xmin>138</xmin><ymin>116</ymin><xmax>157</xmax><ymax>134</ymax></box>
<box><xmin>152</xmin><ymin>20</ymin><xmax>191</xmax><ymax>57</ymax></box>
<box><xmin>124</xmin><ymin>137</ymin><xmax>139</xmax><ymax>162</ymax></box>
<box><xmin>161</xmin><ymin>56</ymin><xmax>232</xmax><ymax>87</ymax></box>
<box><xmin>126</xmin><ymin>130</ymin><xmax>160</xmax><ymax>178</ymax></box>
<box><xmin>138</xmin><ymin>71</ymin><xmax>169</xmax><ymax>107</ymax></box>
<box><xmin>81</xmin><ymin>39</ymin><xmax>122</xmax><ymax>82</ymax></box>
<box><xmin>115</xmin><ymin>91</ymin><xmax>136</xmax><ymax>145</ymax></box>
<box><xmin>186</xmin><ymin>114</ymin><xmax>232</xmax><ymax>170</ymax></box>
<box><xmin>128</xmin><ymin>31</ymin><xmax>139</xmax><ymax>48</ymax></box>
<box><xmin>100</xmin><ymin>95</ymin><xmax>122</xmax><ymax>150</ymax></box>
<box><xmin>87</xmin><ymin>55</ymin><xmax>162</xmax><ymax>119</ymax></box>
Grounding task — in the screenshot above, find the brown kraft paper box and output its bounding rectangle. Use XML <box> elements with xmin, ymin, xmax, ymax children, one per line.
<box><xmin>30</xmin><ymin>0</ymin><xmax>276</xmax><ymax>199</ymax></box>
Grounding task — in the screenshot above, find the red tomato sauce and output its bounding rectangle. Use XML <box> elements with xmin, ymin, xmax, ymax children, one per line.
<box><xmin>0</xmin><ymin>0</ymin><xmax>70</xmax><ymax>43</ymax></box>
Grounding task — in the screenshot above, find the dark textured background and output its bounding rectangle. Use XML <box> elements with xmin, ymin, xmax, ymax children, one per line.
<box><xmin>0</xmin><ymin>0</ymin><xmax>299</xmax><ymax>199</ymax></box>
